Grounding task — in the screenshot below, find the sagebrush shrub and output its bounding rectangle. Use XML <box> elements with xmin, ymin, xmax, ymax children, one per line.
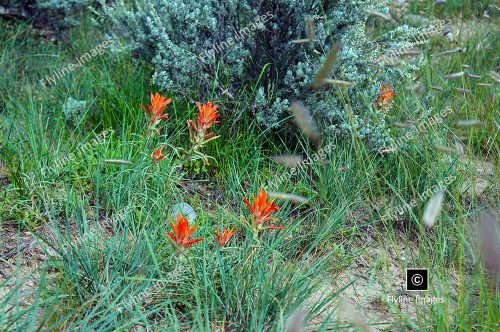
<box><xmin>62</xmin><ymin>97</ymin><xmax>88</xmax><ymax>125</ymax></box>
<box><xmin>102</xmin><ymin>0</ymin><xmax>433</xmax><ymax>148</ymax></box>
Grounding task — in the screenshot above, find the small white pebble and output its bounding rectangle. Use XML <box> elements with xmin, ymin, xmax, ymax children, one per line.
<box><xmin>170</xmin><ymin>202</ymin><xmax>197</xmax><ymax>222</ymax></box>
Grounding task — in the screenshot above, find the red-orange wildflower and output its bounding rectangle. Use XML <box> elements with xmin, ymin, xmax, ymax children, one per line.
<box><xmin>243</xmin><ymin>190</ymin><xmax>282</xmax><ymax>230</ymax></box>
<box><xmin>152</xmin><ymin>146</ymin><xmax>165</xmax><ymax>163</ymax></box>
<box><xmin>374</xmin><ymin>84</ymin><xmax>395</xmax><ymax>109</ymax></box>
<box><xmin>187</xmin><ymin>101</ymin><xmax>220</xmax><ymax>145</ymax></box>
<box><xmin>216</xmin><ymin>227</ymin><xmax>235</xmax><ymax>247</ymax></box>
<box><xmin>167</xmin><ymin>214</ymin><xmax>203</xmax><ymax>249</ymax></box>
<box><xmin>141</xmin><ymin>92</ymin><xmax>172</xmax><ymax>126</ymax></box>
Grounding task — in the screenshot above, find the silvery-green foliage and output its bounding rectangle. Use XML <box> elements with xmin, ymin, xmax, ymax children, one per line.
<box><xmin>63</xmin><ymin>98</ymin><xmax>88</xmax><ymax>125</ymax></box>
<box><xmin>103</xmin><ymin>0</ymin><xmax>430</xmax><ymax>148</ymax></box>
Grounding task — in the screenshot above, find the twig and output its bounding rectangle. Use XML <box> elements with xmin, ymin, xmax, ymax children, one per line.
<box><xmin>0</xmin><ymin>237</ymin><xmax>35</xmax><ymax>261</ymax></box>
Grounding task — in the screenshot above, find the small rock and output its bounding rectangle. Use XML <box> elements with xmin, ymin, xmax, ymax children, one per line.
<box><xmin>170</xmin><ymin>203</ymin><xmax>197</xmax><ymax>222</ymax></box>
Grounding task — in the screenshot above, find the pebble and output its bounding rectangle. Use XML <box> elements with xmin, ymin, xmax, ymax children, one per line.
<box><xmin>170</xmin><ymin>203</ymin><xmax>197</xmax><ymax>222</ymax></box>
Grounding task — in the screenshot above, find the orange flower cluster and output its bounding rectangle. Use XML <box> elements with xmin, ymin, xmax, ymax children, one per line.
<box><xmin>187</xmin><ymin>101</ymin><xmax>220</xmax><ymax>146</ymax></box>
<box><xmin>216</xmin><ymin>227</ymin><xmax>236</xmax><ymax>247</ymax></box>
<box><xmin>166</xmin><ymin>189</ymin><xmax>281</xmax><ymax>251</ymax></box>
<box><xmin>151</xmin><ymin>146</ymin><xmax>165</xmax><ymax>163</ymax></box>
<box><xmin>141</xmin><ymin>92</ymin><xmax>171</xmax><ymax>126</ymax></box>
<box><xmin>167</xmin><ymin>214</ymin><xmax>235</xmax><ymax>250</ymax></box>
<box><xmin>141</xmin><ymin>94</ymin><xmax>282</xmax><ymax>250</ymax></box>
<box><xmin>142</xmin><ymin>94</ymin><xmax>221</xmax><ymax>164</ymax></box>
<box><xmin>374</xmin><ymin>84</ymin><xmax>395</xmax><ymax>110</ymax></box>
<box><xmin>243</xmin><ymin>190</ymin><xmax>282</xmax><ymax>231</ymax></box>
<box><xmin>167</xmin><ymin>214</ymin><xmax>203</xmax><ymax>250</ymax></box>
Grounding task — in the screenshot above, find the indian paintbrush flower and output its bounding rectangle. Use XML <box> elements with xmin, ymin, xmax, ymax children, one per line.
<box><xmin>141</xmin><ymin>92</ymin><xmax>172</xmax><ymax>126</ymax></box>
<box><xmin>216</xmin><ymin>227</ymin><xmax>235</xmax><ymax>247</ymax></box>
<box><xmin>187</xmin><ymin>101</ymin><xmax>220</xmax><ymax>146</ymax></box>
<box><xmin>167</xmin><ymin>213</ymin><xmax>203</xmax><ymax>250</ymax></box>
<box><xmin>374</xmin><ymin>84</ymin><xmax>395</xmax><ymax>110</ymax></box>
<box><xmin>243</xmin><ymin>190</ymin><xmax>282</xmax><ymax>231</ymax></box>
<box><xmin>152</xmin><ymin>146</ymin><xmax>165</xmax><ymax>163</ymax></box>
